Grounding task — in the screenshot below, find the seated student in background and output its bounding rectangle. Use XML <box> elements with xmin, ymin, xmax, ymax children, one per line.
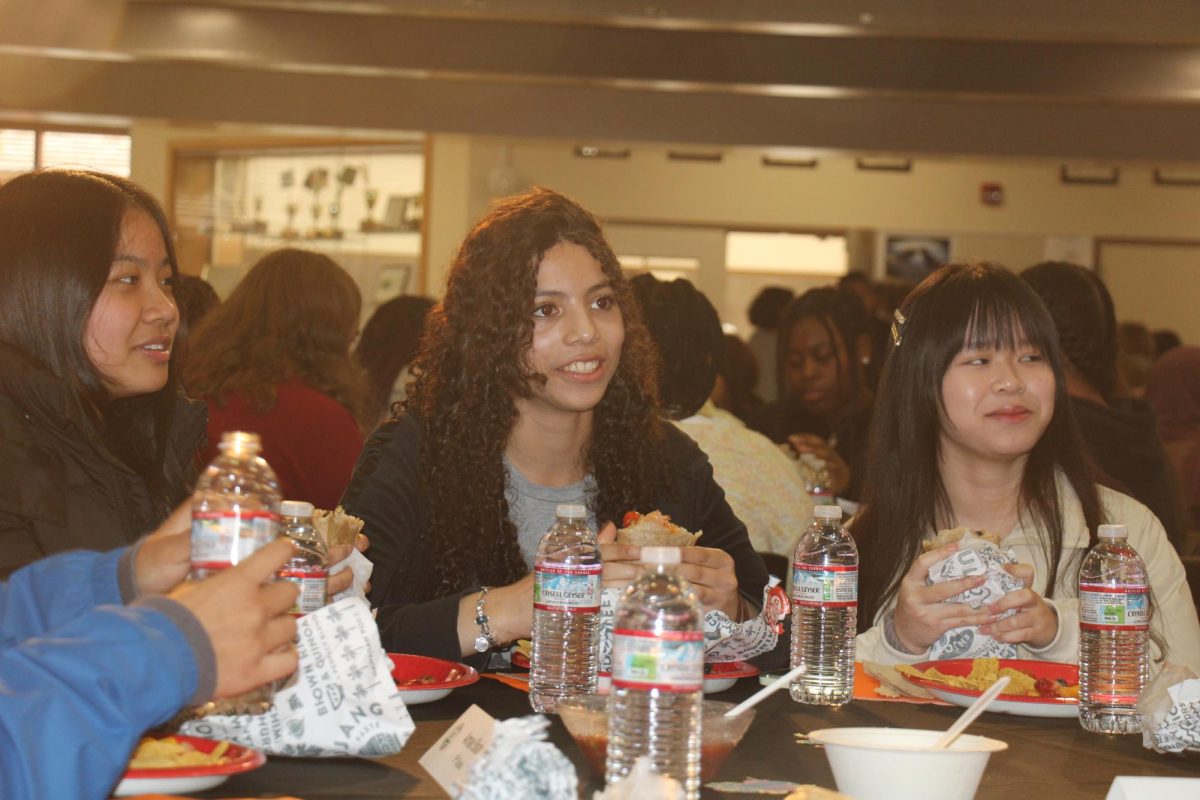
<box><xmin>0</xmin><ymin>502</ymin><xmax>301</xmax><ymax>800</ymax></box>
<box><xmin>0</xmin><ymin>169</ymin><xmax>206</xmax><ymax>578</ymax></box>
<box><xmin>186</xmin><ymin>249</ymin><xmax>373</xmax><ymax>509</ymax></box>
<box><xmin>748</xmin><ymin>287</ymin><xmax>877</xmax><ymax>500</ymax></box>
<box><xmin>630</xmin><ymin>273</ymin><xmax>814</xmax><ymax>561</ymax></box>
<box><xmin>853</xmin><ymin>263</ymin><xmax>1200</xmax><ymax>673</ymax></box>
<box><xmin>712</xmin><ymin>333</ymin><xmax>763</xmax><ymax>423</ymax></box>
<box><xmin>1021</xmin><ymin>261</ymin><xmax>1186</xmax><ymax>551</ymax></box>
<box><xmin>341</xmin><ymin>188</ymin><xmax>769</xmax><ymax>662</ymax></box>
<box><xmin>353</xmin><ymin>294</ymin><xmax>436</xmax><ymax>424</ymax></box>
<box><xmin>745</xmin><ymin>286</ymin><xmax>793</xmax><ymax>405</ymax></box>
<box><xmin>1147</xmin><ymin>346</ymin><xmax>1200</xmax><ymax>533</ymax></box>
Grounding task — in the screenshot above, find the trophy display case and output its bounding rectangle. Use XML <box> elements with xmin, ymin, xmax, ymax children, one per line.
<box><xmin>170</xmin><ymin>140</ymin><xmax>427</xmax><ymax>311</ymax></box>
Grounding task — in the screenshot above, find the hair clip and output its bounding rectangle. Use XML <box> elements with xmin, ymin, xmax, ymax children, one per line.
<box><xmin>890</xmin><ymin>309</ymin><xmax>907</xmax><ymax>347</ymax></box>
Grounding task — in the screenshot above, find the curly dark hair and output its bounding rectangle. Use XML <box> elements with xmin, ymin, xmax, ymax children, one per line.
<box><xmin>407</xmin><ymin>187</ymin><xmax>669</xmax><ymax>600</ymax></box>
<box><xmin>1021</xmin><ymin>261</ymin><xmax>1119</xmax><ymax>399</ymax></box>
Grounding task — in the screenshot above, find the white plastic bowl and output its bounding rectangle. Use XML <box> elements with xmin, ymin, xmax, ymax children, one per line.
<box><xmin>807</xmin><ymin>727</ymin><xmax>1007</xmax><ymax>800</ymax></box>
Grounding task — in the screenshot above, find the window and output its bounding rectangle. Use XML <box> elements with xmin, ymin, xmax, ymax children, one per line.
<box><xmin>725</xmin><ymin>231</ymin><xmax>848</xmax><ymax>276</ymax></box>
<box><xmin>618</xmin><ymin>255</ymin><xmax>699</xmax><ymax>283</ymax></box>
<box><xmin>0</xmin><ymin>127</ymin><xmax>131</xmax><ymax>180</ymax></box>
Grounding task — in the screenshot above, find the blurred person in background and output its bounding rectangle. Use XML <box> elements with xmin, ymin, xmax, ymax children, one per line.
<box><xmin>1022</xmin><ymin>262</ymin><xmax>1185</xmax><ymax>551</ymax></box>
<box><xmin>1147</xmin><ymin>346</ymin><xmax>1200</xmax><ymax>535</ymax></box>
<box><xmin>173</xmin><ymin>274</ymin><xmax>220</xmax><ymax>330</ymax></box>
<box><xmin>632</xmin><ymin>273</ymin><xmax>814</xmax><ymax>561</ymax></box>
<box><xmin>1118</xmin><ymin>320</ymin><xmax>1157</xmax><ymax>398</ymax></box>
<box><xmin>748</xmin><ymin>287</ymin><xmax>876</xmax><ymax>500</ymax></box>
<box><xmin>0</xmin><ymin>169</ymin><xmax>206</xmax><ymax>577</ymax></box>
<box><xmin>838</xmin><ymin>270</ymin><xmax>891</xmax><ymax>359</ymax></box>
<box><xmin>1154</xmin><ymin>328</ymin><xmax>1183</xmax><ymax>360</ymax></box>
<box><xmin>353</xmin><ymin>294</ymin><xmax>435</xmax><ymax>423</ymax></box>
<box><xmin>711</xmin><ymin>333</ymin><xmax>762</xmax><ymax>423</ymax></box>
<box><xmin>745</xmin><ymin>286</ymin><xmax>794</xmax><ymax>404</ymax></box>
<box><xmin>186</xmin><ymin>248</ymin><xmax>372</xmax><ymax>509</ymax></box>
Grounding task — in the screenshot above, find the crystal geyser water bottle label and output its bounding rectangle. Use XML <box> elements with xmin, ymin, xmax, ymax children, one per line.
<box><xmin>278</xmin><ymin>568</ymin><xmax>329</xmax><ymax>615</ymax></box>
<box><xmin>791</xmin><ymin>563</ymin><xmax>857</xmax><ymax>607</ymax></box>
<box><xmin>611</xmin><ymin>629</ymin><xmax>704</xmax><ymax>692</ymax></box>
<box><xmin>1079</xmin><ymin>585</ymin><xmax>1150</xmax><ymax>630</ymax></box>
<box><xmin>191</xmin><ymin>511</ymin><xmax>278</xmax><ymax>571</ymax></box>
<box><xmin>533</xmin><ymin>563</ymin><xmax>602</xmax><ymax>613</ymax></box>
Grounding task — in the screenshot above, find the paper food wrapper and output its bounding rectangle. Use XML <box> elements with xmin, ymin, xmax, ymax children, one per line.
<box><xmin>330</xmin><ymin>548</ymin><xmax>373</xmax><ymax>603</ymax></box>
<box><xmin>926</xmin><ymin>539</ymin><xmax>1022</xmax><ymax>660</ymax></box>
<box><xmin>1140</xmin><ymin>661</ymin><xmax>1200</xmax><ymax>753</ymax></box>
<box><xmin>594</xmin><ymin>756</ymin><xmax>684</xmax><ymax>800</ymax></box>
<box><xmin>457</xmin><ymin>715</ymin><xmax>577</xmax><ymax>799</ymax></box>
<box><xmin>598</xmin><ymin>578</ymin><xmax>789</xmax><ymax>673</ymax></box>
<box><xmin>181</xmin><ymin>597</ymin><xmax>414</xmax><ymax>757</ymax></box>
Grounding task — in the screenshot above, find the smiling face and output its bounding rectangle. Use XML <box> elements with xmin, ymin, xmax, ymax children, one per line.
<box><xmin>782</xmin><ymin>315</ymin><xmax>854</xmax><ymax>419</ymax></box>
<box><xmin>84</xmin><ymin>208</ymin><xmax>179</xmax><ymax>399</ymax></box>
<box><xmin>516</xmin><ymin>240</ymin><xmax>624</xmax><ymax>421</ymax></box>
<box><xmin>938</xmin><ymin>338</ymin><xmax>1056</xmax><ymax>466</ymax></box>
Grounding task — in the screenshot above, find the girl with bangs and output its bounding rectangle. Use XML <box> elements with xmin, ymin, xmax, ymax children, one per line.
<box><xmin>342</xmin><ymin>188</ymin><xmax>768</xmax><ymax>661</ymax></box>
<box><xmin>185</xmin><ymin>248</ymin><xmax>372</xmax><ymax>509</ymax></box>
<box><xmin>855</xmin><ymin>262</ymin><xmax>1200</xmax><ymax>672</ymax></box>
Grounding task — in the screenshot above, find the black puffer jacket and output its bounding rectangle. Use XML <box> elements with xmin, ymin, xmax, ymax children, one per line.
<box><xmin>0</xmin><ymin>343</ymin><xmax>207</xmax><ymax>577</ymax></box>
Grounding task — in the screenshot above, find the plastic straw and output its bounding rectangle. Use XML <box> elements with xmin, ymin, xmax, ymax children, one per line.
<box><xmin>723</xmin><ymin>664</ymin><xmax>806</xmax><ymax>717</ymax></box>
<box><xmin>933</xmin><ymin>675</ymin><xmax>1011</xmax><ymax>749</ymax></box>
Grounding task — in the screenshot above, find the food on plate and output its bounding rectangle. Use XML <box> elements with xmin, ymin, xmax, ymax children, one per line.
<box><xmin>394</xmin><ymin>666</ymin><xmax>465</xmax><ymax>687</ymax></box>
<box><xmin>128</xmin><ymin>736</ymin><xmax>231</xmax><ymax>769</ymax></box>
<box><xmin>783</xmin><ymin>787</ymin><xmax>853</xmax><ymax>800</ymax></box>
<box><xmin>617</xmin><ymin>510</ymin><xmax>702</xmax><ymax>548</ymax></box>
<box><xmin>312</xmin><ymin>505</ymin><xmax>365</xmax><ymax>547</ymax></box>
<box><xmin>896</xmin><ymin>657</ymin><xmax>1079</xmax><ymax>699</ymax></box>
<box><xmin>921</xmin><ymin>526</ymin><xmax>1001</xmax><ymax>552</ymax></box>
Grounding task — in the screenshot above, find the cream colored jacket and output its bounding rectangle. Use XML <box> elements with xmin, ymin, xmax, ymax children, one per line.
<box><xmin>856</xmin><ymin>477</ymin><xmax>1200</xmax><ymax>674</ymax></box>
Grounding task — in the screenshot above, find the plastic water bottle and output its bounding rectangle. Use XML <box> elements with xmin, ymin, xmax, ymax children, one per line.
<box><xmin>530</xmin><ymin>504</ymin><xmax>602</xmax><ymax>713</ymax></box>
<box><xmin>800</xmin><ymin>454</ymin><xmax>835</xmax><ymax>505</ymax></box>
<box><xmin>277</xmin><ymin>500</ymin><xmax>328</xmax><ymax>616</ymax></box>
<box><xmin>607</xmin><ymin>547</ymin><xmax>704</xmax><ymax>800</ymax></box>
<box><xmin>790</xmin><ymin>505</ymin><xmax>857</xmax><ymax>706</ymax></box>
<box><xmin>1078</xmin><ymin>523</ymin><xmax>1149</xmax><ymax>734</ymax></box>
<box><xmin>189</xmin><ymin>430</ymin><xmax>282</xmax><ymax>715</ymax></box>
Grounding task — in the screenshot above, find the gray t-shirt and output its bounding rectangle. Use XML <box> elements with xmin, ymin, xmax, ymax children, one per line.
<box><xmin>504</xmin><ymin>459</ymin><xmax>598</xmax><ymax>567</ymax></box>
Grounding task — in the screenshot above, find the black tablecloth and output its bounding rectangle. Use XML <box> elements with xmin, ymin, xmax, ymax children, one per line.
<box><xmin>201</xmin><ymin>676</ymin><xmax>1199</xmax><ymax>798</ymax></box>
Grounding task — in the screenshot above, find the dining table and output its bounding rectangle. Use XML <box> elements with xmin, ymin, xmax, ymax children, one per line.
<box><xmin>195</xmin><ymin>670</ymin><xmax>1198</xmax><ymax>799</ymax></box>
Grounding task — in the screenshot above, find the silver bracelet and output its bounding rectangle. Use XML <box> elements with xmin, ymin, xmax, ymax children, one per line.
<box><xmin>473</xmin><ymin>586</ymin><xmax>499</xmax><ymax>653</ymax></box>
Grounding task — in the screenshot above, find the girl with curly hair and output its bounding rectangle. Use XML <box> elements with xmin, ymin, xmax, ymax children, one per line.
<box><xmin>185</xmin><ymin>248</ymin><xmax>372</xmax><ymax>509</ymax></box>
<box><xmin>854</xmin><ymin>262</ymin><xmax>1200</xmax><ymax>673</ymax></box>
<box><xmin>342</xmin><ymin>188</ymin><xmax>768</xmax><ymax>660</ymax></box>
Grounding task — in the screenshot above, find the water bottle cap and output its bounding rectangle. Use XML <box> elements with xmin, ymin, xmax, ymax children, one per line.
<box><xmin>555</xmin><ymin>504</ymin><xmax>587</xmax><ymax>519</ymax></box>
<box><xmin>640</xmin><ymin>546</ymin><xmax>681</xmax><ymax>565</ymax></box>
<box><xmin>280</xmin><ymin>500</ymin><xmax>315</xmax><ymax>518</ymax></box>
<box><xmin>1097</xmin><ymin>524</ymin><xmax>1127</xmax><ymax>539</ymax></box>
<box><xmin>814</xmin><ymin>505</ymin><xmax>842</xmax><ymax>520</ymax></box>
<box><xmin>219</xmin><ymin>430</ymin><xmax>261</xmax><ymax>455</ymax></box>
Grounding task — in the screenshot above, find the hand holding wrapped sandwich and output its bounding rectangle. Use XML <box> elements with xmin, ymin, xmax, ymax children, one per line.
<box><xmin>892</xmin><ymin>528</ymin><xmax>1055</xmax><ymax>656</ymax></box>
<box><xmin>599</xmin><ymin>511</ymin><xmax>741</xmax><ymax>619</ymax></box>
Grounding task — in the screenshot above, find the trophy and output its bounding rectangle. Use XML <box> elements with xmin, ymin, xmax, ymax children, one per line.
<box><xmin>251</xmin><ymin>195</ymin><xmax>267</xmax><ymax>235</ymax></box>
<box><xmin>280</xmin><ymin>170</ymin><xmax>299</xmax><ymax>239</ymax></box>
<box><xmin>325</xmin><ymin>166</ymin><xmax>357</xmax><ymax>239</ymax></box>
<box><xmin>303</xmin><ymin>168</ymin><xmax>329</xmax><ymax>239</ymax></box>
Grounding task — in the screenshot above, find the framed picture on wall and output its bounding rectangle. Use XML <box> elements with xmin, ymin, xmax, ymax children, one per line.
<box><xmin>883</xmin><ymin>234</ymin><xmax>952</xmax><ymax>283</ymax></box>
<box><xmin>374</xmin><ymin>263</ymin><xmax>414</xmax><ymax>302</ymax></box>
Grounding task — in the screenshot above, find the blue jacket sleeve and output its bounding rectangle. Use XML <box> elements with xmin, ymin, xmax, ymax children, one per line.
<box><xmin>0</xmin><ymin>547</ymin><xmax>135</xmax><ymax>648</ymax></box>
<box><xmin>0</xmin><ymin>597</ymin><xmax>205</xmax><ymax>800</ymax></box>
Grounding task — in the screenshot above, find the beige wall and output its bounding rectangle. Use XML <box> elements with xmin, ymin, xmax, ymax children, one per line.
<box><xmin>128</xmin><ymin>128</ymin><xmax>1200</xmax><ymax>339</ymax></box>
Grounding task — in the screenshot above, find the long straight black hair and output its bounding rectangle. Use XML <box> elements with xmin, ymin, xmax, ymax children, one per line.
<box><xmin>0</xmin><ymin>169</ymin><xmax>189</xmax><ymax>518</ymax></box>
<box><xmin>855</xmin><ymin>262</ymin><xmax>1103</xmax><ymax>630</ymax></box>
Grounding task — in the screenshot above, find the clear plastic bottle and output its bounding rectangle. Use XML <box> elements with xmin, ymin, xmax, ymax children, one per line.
<box><xmin>529</xmin><ymin>504</ymin><xmax>602</xmax><ymax>713</ymax></box>
<box><xmin>801</xmin><ymin>454</ymin><xmax>835</xmax><ymax>505</ymax></box>
<box><xmin>189</xmin><ymin>431</ymin><xmax>282</xmax><ymax>716</ymax></box>
<box><xmin>1078</xmin><ymin>523</ymin><xmax>1149</xmax><ymax>734</ymax></box>
<box><xmin>606</xmin><ymin>547</ymin><xmax>704</xmax><ymax>800</ymax></box>
<box><xmin>790</xmin><ymin>505</ymin><xmax>857</xmax><ymax>706</ymax></box>
<box><xmin>277</xmin><ymin>500</ymin><xmax>328</xmax><ymax>616</ymax></box>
